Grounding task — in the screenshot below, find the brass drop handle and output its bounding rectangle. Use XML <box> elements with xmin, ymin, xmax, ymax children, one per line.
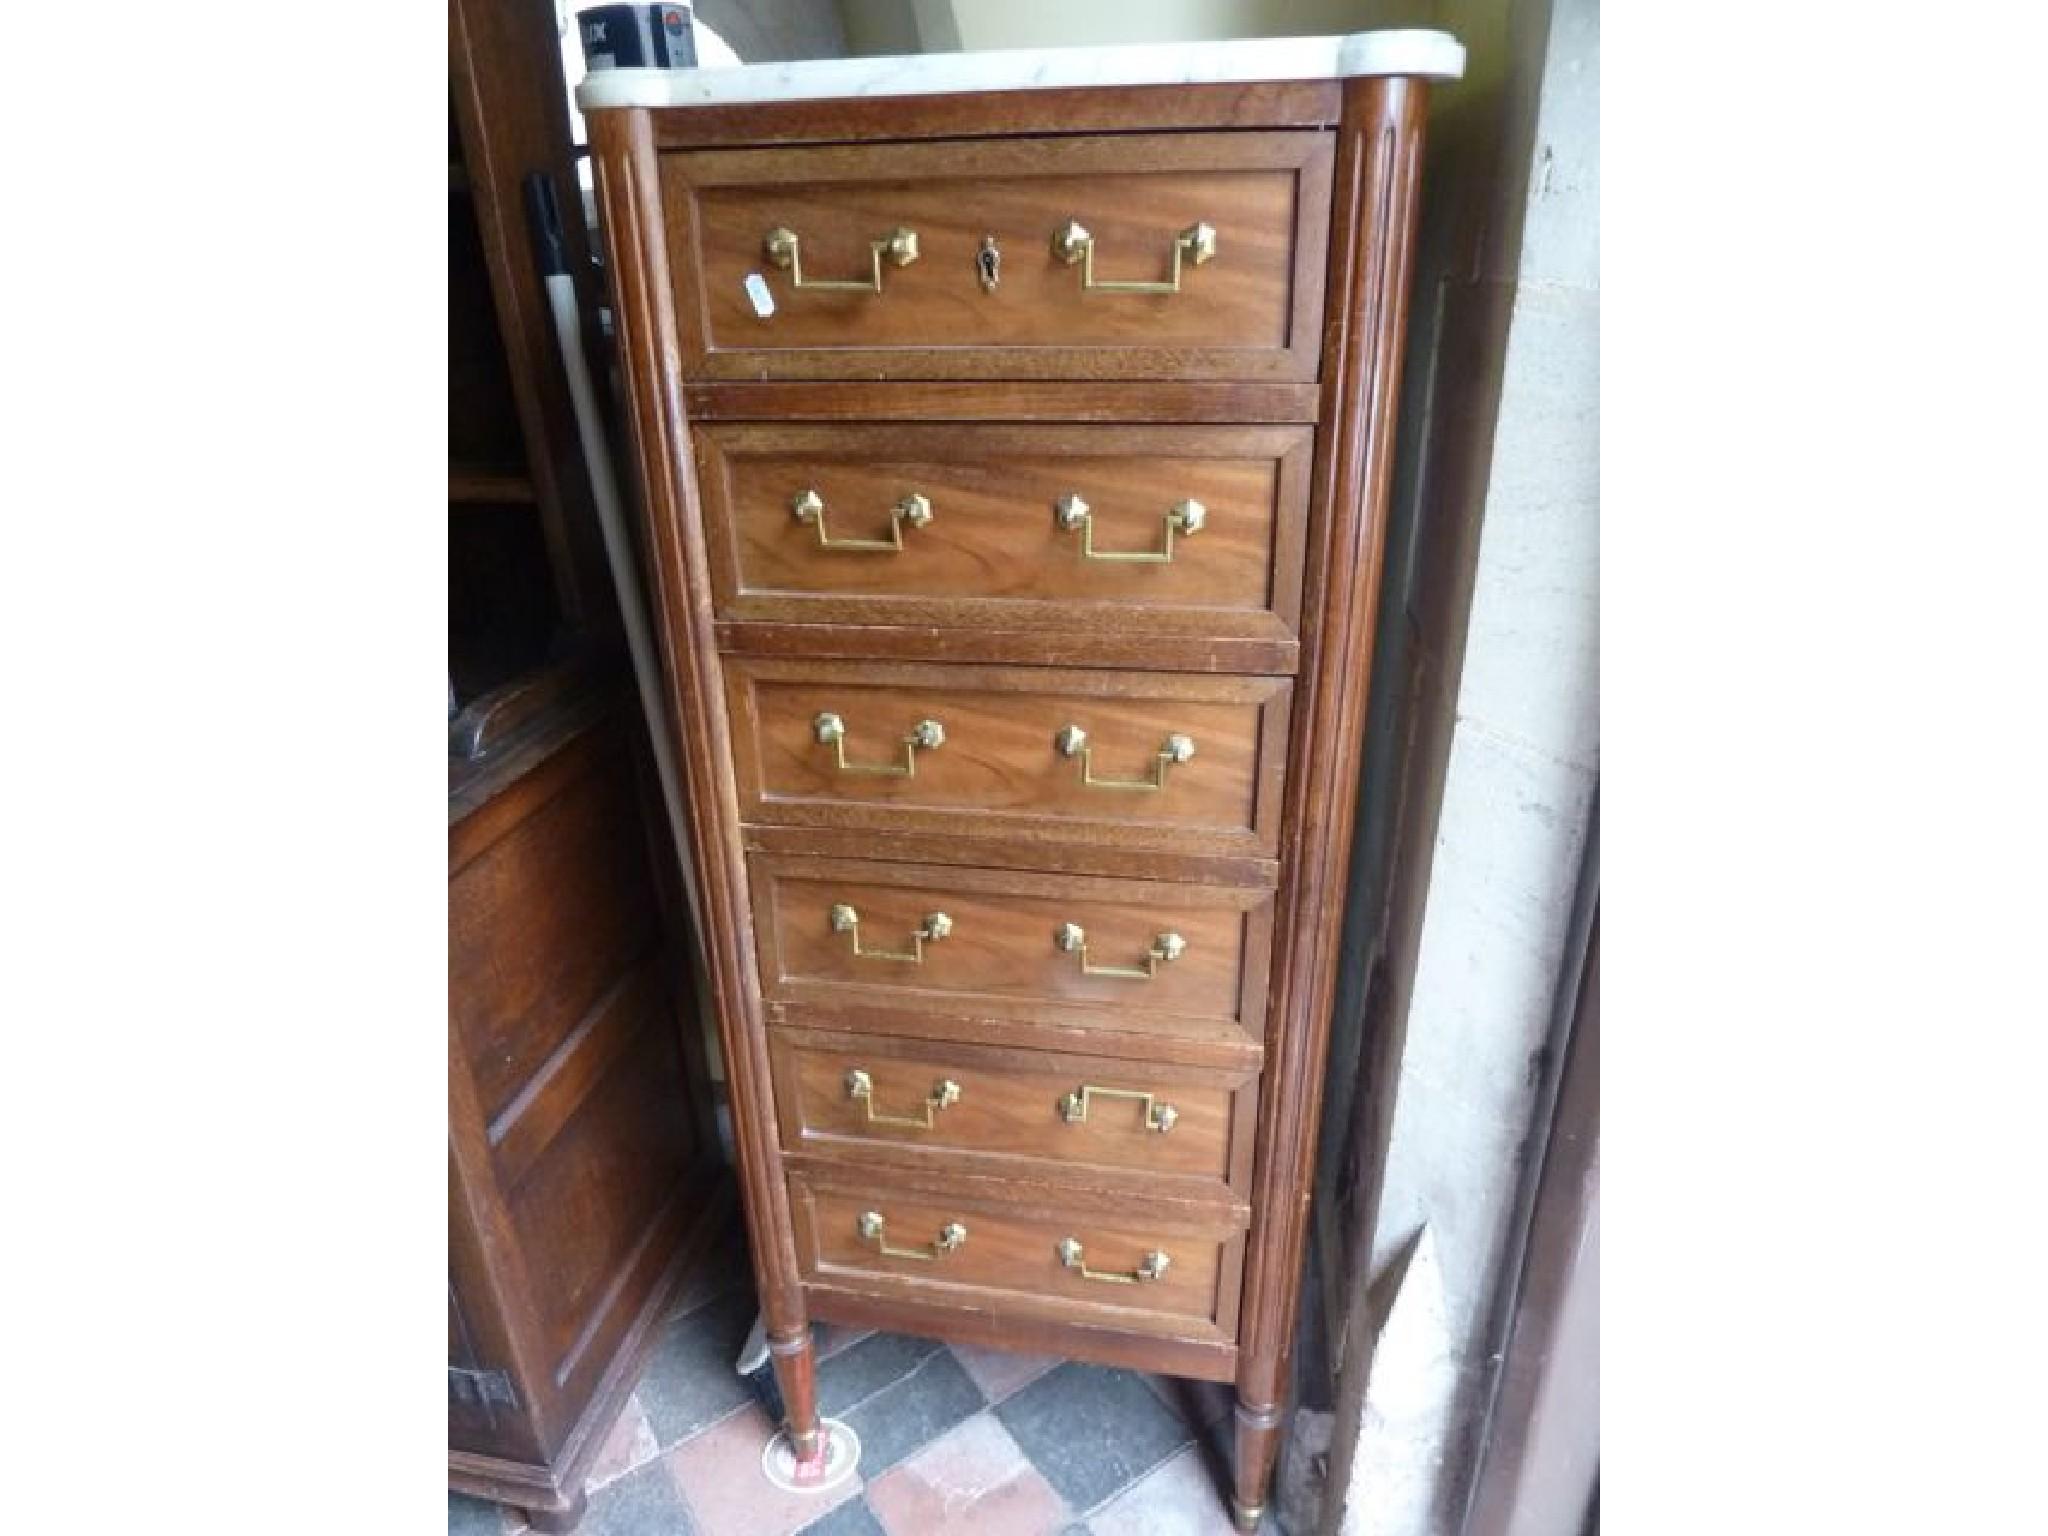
<box><xmin>845</xmin><ymin>1068</ymin><xmax>961</xmax><ymax>1130</ymax></box>
<box><xmin>1057</xmin><ymin>1237</ymin><xmax>1171</xmax><ymax>1284</ymax></box>
<box><xmin>1051</xmin><ymin>218</ymin><xmax>1216</xmax><ymax>294</ymax></box>
<box><xmin>1055</xmin><ymin>922</ymin><xmax>1185</xmax><ymax>980</ymax></box>
<box><xmin>1055</xmin><ymin>494</ymin><xmax>1205</xmax><ymax>563</ymax></box>
<box><xmin>763</xmin><ymin>225</ymin><xmax>919</xmax><ymax>292</ymax></box>
<box><xmin>1055</xmin><ymin>724</ymin><xmax>1194</xmax><ymax>791</ymax></box>
<box><xmin>1059</xmin><ymin>1084</ymin><xmax>1178</xmax><ymax>1134</ymax></box>
<box><xmin>831</xmin><ymin>903</ymin><xmax>952</xmax><ymax>964</ymax></box>
<box><xmin>860</xmin><ymin>1210</ymin><xmax>967</xmax><ymax>1262</ymax></box>
<box><xmin>814</xmin><ymin>711</ymin><xmax>945</xmax><ymax>776</ymax></box>
<box><xmin>792</xmin><ymin>487</ymin><xmax>933</xmax><ymax>552</ymax></box>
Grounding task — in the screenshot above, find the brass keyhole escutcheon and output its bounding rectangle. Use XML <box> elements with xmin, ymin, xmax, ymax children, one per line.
<box><xmin>977</xmin><ymin>234</ymin><xmax>1001</xmax><ymax>292</ymax></box>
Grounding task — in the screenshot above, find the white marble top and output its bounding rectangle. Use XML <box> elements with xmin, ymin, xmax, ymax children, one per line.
<box><xmin>576</xmin><ymin>30</ymin><xmax>1465</xmax><ymax>112</ymax></box>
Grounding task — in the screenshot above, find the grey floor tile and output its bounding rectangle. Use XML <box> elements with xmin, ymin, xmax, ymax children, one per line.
<box><xmin>637</xmin><ymin>1286</ymin><xmax>758</xmax><ymax>1448</ymax></box>
<box><xmin>841</xmin><ymin>1348</ymin><xmax>987</xmax><ymax>1477</ymax></box>
<box><xmin>1144</xmin><ymin>1374</ymin><xmax>1234</xmax><ymax>1429</ymax></box>
<box><xmin>996</xmin><ymin>1363</ymin><xmax>1194</xmax><ymax>1514</ymax></box>
<box><xmin>797</xmin><ymin>1497</ymin><xmax>889</xmax><ymax>1536</ymax></box>
<box><xmin>816</xmin><ymin>1330</ymin><xmax>945</xmax><ymax>1417</ymax></box>
<box><xmin>1143</xmin><ymin>1374</ymin><xmax>1236</xmax><ymax>1466</ymax></box>
<box><xmin>579</xmin><ymin>1456</ymin><xmax>696</xmax><ymax>1536</ymax></box>
<box><xmin>448</xmin><ymin>1492</ymin><xmax>508</xmax><ymax>1536</ymax></box>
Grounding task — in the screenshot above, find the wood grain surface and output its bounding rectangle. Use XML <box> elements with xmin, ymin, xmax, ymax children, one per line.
<box><xmin>793</xmin><ymin>1175</ymin><xmax>1244</xmax><ymax>1340</ymax></box>
<box><xmin>751</xmin><ymin>854</ymin><xmax>1271</xmax><ymax>1050</ymax></box>
<box><xmin>768</xmin><ymin>1025</ymin><xmax>1257</xmax><ymax>1199</ymax></box>
<box><xmin>649</xmin><ymin>80</ymin><xmax>1342</xmax><ymax>149</ymax></box>
<box><xmin>696</xmin><ymin>422</ymin><xmax>1311</xmax><ymax>650</ymax></box>
<box><xmin>662</xmin><ymin>132</ymin><xmax>1332</xmax><ymax>380</ymax></box>
<box><xmin>447</xmin><ymin>695</ymin><xmax>726</xmax><ymax>1522</ymax></box>
<box><xmin>725</xmin><ymin>657</ymin><xmax>1291</xmax><ymax>862</ymax></box>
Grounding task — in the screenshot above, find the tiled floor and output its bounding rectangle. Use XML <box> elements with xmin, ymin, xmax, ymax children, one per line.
<box><xmin>450</xmin><ymin>1231</ymin><xmax>1243</xmax><ymax>1536</ymax></box>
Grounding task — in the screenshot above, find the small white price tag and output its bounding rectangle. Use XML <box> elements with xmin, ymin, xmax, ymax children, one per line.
<box><xmin>743</xmin><ymin>272</ymin><xmax>775</xmax><ymax>319</ymax></box>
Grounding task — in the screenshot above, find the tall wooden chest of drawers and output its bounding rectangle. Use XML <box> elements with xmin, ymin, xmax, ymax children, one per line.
<box><xmin>584</xmin><ymin>31</ymin><xmax>1462</xmax><ymax>1528</ymax></box>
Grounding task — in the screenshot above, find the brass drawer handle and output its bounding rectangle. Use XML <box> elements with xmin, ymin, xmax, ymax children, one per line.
<box><xmin>1059</xmin><ymin>1085</ymin><xmax>1179</xmax><ymax>1134</ymax></box>
<box><xmin>814</xmin><ymin>711</ymin><xmax>945</xmax><ymax>776</ymax></box>
<box><xmin>1055</xmin><ymin>922</ymin><xmax>1185</xmax><ymax>979</ymax></box>
<box><xmin>763</xmin><ymin>225</ymin><xmax>919</xmax><ymax>292</ymax></box>
<box><xmin>1057</xmin><ymin>1237</ymin><xmax>1171</xmax><ymax>1284</ymax></box>
<box><xmin>1055</xmin><ymin>724</ymin><xmax>1194</xmax><ymax>791</ymax></box>
<box><xmin>859</xmin><ymin>1210</ymin><xmax>966</xmax><ymax>1261</ymax></box>
<box><xmin>1051</xmin><ymin>218</ymin><xmax>1216</xmax><ymax>294</ymax></box>
<box><xmin>792</xmin><ymin>487</ymin><xmax>933</xmax><ymax>552</ymax></box>
<box><xmin>1054</xmin><ymin>494</ymin><xmax>1205</xmax><ymax>563</ymax></box>
<box><xmin>846</xmin><ymin>1068</ymin><xmax>961</xmax><ymax>1129</ymax></box>
<box><xmin>831</xmin><ymin>903</ymin><xmax>952</xmax><ymax>963</ymax></box>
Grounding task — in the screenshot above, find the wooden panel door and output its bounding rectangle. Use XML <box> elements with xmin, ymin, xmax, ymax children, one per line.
<box><xmin>449</xmin><ymin>699</ymin><xmax>725</xmax><ymax>1529</ymax></box>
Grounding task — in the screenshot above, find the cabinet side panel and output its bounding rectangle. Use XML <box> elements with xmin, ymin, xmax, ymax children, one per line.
<box><xmin>1235</xmin><ymin>78</ymin><xmax>1432</xmax><ymax>1412</ymax></box>
<box><xmin>449</xmin><ymin>1147</ymin><xmax>550</xmax><ymax>1466</ymax></box>
<box><xmin>589</xmin><ymin>107</ymin><xmax>810</xmax><ymax>1345</ymax></box>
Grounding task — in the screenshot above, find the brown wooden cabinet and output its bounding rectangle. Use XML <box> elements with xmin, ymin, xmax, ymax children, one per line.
<box><xmin>448</xmin><ymin>690</ymin><xmax>727</xmax><ymax>1532</ymax></box>
<box><xmin>587</xmin><ymin>50</ymin><xmax>1441</xmax><ymax>1530</ymax></box>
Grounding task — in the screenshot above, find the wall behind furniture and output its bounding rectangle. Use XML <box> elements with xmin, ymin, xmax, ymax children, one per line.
<box><xmin>943</xmin><ymin>0</ymin><xmax>1431</xmax><ymax>49</ymax></box>
<box><xmin>837</xmin><ymin>0</ymin><xmax>1435</xmax><ymax>54</ymax></box>
<box><xmin>836</xmin><ymin>0</ymin><xmax>956</xmax><ymax>56</ymax></box>
<box><xmin>1315</xmin><ymin>0</ymin><xmax>1600</xmax><ymax>1530</ymax></box>
<box><xmin>694</xmin><ymin>0</ymin><xmax>848</xmax><ymax>59</ymax></box>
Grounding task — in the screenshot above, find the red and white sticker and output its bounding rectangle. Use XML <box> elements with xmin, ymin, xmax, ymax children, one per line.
<box><xmin>759</xmin><ymin>1417</ymin><xmax>860</xmax><ymax>1494</ymax></box>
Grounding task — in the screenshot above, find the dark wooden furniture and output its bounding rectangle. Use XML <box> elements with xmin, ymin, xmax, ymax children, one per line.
<box><xmin>587</xmin><ymin>58</ymin><xmax>1437</xmax><ymax>1530</ymax></box>
<box><xmin>449</xmin><ymin>684</ymin><xmax>725</xmax><ymax>1532</ymax></box>
<box><xmin>449</xmin><ymin>3</ymin><xmax>726</xmax><ymax>1528</ymax></box>
<box><xmin>449</xmin><ymin>0</ymin><xmax>608</xmax><ymax>652</ymax></box>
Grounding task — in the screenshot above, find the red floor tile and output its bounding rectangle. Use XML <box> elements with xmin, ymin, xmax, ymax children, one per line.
<box><xmin>948</xmin><ymin>1344</ymin><xmax>1061</xmax><ymax>1405</ymax></box>
<box><xmin>665</xmin><ymin>1402</ymin><xmax>860</xmax><ymax>1536</ymax></box>
<box><xmin>583</xmin><ymin>1393</ymin><xmax>659</xmax><ymax>1491</ymax></box>
<box><xmin>865</xmin><ymin>1412</ymin><xmax>1069</xmax><ymax>1536</ymax></box>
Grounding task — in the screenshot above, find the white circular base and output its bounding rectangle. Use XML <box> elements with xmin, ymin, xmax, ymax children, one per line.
<box><xmin>759</xmin><ymin>1417</ymin><xmax>860</xmax><ymax>1494</ymax></box>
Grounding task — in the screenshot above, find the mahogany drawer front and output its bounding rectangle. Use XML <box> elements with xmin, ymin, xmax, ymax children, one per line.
<box><xmin>726</xmin><ymin>658</ymin><xmax>1290</xmax><ymax>862</ymax></box>
<box><xmin>792</xmin><ymin>1173</ymin><xmax>1243</xmax><ymax>1342</ymax></box>
<box><xmin>660</xmin><ymin>132</ymin><xmax>1333</xmax><ymax>381</ymax></box>
<box><xmin>697</xmin><ymin>423</ymin><xmax>1312</xmax><ymax>652</ymax></box>
<box><xmin>768</xmin><ymin>1028</ymin><xmax>1257</xmax><ymax>1200</ymax></box>
<box><xmin>751</xmin><ymin>855</ymin><xmax>1272</xmax><ymax>1052</ymax></box>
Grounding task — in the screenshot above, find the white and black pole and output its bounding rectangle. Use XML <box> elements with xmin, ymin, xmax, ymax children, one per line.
<box><xmin>522</xmin><ymin>172</ymin><xmax>706</xmax><ymax>939</ymax></box>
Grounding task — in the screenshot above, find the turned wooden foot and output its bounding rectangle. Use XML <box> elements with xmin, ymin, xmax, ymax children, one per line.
<box><xmin>768</xmin><ymin>1326</ymin><xmax>821</xmax><ymax>1459</ymax></box>
<box><xmin>520</xmin><ymin>1487</ymin><xmax>587</xmax><ymax>1533</ymax></box>
<box><xmin>1232</xmin><ymin>1396</ymin><xmax>1282</xmax><ymax>1532</ymax></box>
